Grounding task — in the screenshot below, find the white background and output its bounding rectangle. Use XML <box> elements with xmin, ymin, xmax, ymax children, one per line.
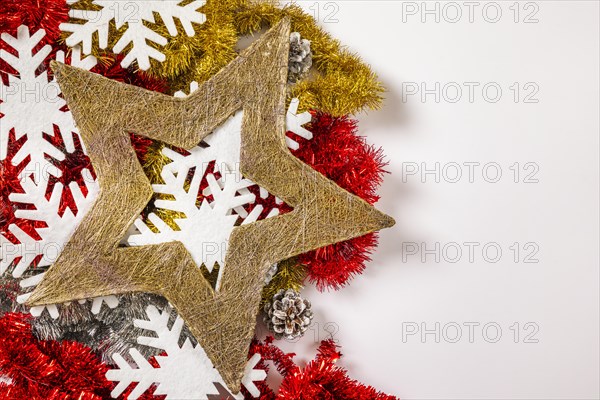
<box><xmin>272</xmin><ymin>1</ymin><xmax>600</xmax><ymax>399</ymax></box>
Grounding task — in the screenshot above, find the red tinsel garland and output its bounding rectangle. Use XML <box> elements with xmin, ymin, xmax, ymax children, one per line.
<box><xmin>89</xmin><ymin>53</ymin><xmax>169</xmax><ymax>94</ymax></box>
<box><xmin>0</xmin><ymin>130</ymin><xmax>46</xmax><ymax>248</ymax></box>
<box><xmin>1</xmin><ymin>314</ymin><xmax>398</xmax><ymax>399</ymax></box>
<box><xmin>289</xmin><ymin>112</ymin><xmax>388</xmax><ymax>290</ymax></box>
<box><xmin>0</xmin><ymin>312</ymin><xmax>113</xmax><ymax>399</ymax></box>
<box><xmin>0</xmin><ymin>0</ymin><xmax>69</xmax><ymax>82</ymax></box>
<box><xmin>0</xmin><ymin>313</ymin><xmax>163</xmax><ymax>400</ymax></box>
<box><xmin>0</xmin><ymin>0</ymin><xmax>68</xmax><ymax>44</ymax></box>
<box><xmin>248</xmin><ymin>337</ymin><xmax>398</xmax><ymax>400</ymax></box>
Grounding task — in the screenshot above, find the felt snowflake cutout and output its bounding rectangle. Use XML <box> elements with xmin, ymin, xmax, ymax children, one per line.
<box><xmin>106</xmin><ymin>305</ymin><xmax>266</xmax><ymax>399</ymax></box>
<box><xmin>0</xmin><ymin>26</ymin><xmax>121</xmax><ymax>318</ymax></box>
<box><xmin>126</xmin><ymin>111</ymin><xmax>260</xmax><ymax>290</ymax></box>
<box><xmin>0</xmin><ymin>25</ymin><xmax>96</xmax><ymax>182</ymax></box>
<box><xmin>18</xmin><ymin>275</ymin><xmax>119</xmax><ymax>318</ymax></box>
<box><xmin>0</xmin><ymin>170</ymin><xmax>114</xmax><ymax>318</ymax></box>
<box><xmin>285</xmin><ymin>97</ymin><xmax>313</xmax><ymax>150</ymax></box>
<box><xmin>127</xmin><ymin>167</ymin><xmax>258</xmax><ymax>291</ymax></box>
<box><xmin>0</xmin><ymin>172</ymin><xmax>96</xmax><ymax>277</ymax></box>
<box><xmin>61</xmin><ymin>0</ymin><xmax>206</xmax><ymax>70</ymax></box>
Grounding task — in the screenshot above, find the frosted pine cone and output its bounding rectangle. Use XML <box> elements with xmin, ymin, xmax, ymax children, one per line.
<box><xmin>288</xmin><ymin>32</ymin><xmax>312</xmax><ymax>83</ymax></box>
<box><xmin>264</xmin><ymin>263</ymin><xmax>279</xmax><ymax>284</ymax></box>
<box><xmin>263</xmin><ymin>289</ymin><xmax>313</xmax><ymax>339</ymax></box>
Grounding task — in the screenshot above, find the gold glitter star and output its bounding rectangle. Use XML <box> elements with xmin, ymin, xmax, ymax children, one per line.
<box><xmin>27</xmin><ymin>19</ymin><xmax>394</xmax><ymax>392</ymax></box>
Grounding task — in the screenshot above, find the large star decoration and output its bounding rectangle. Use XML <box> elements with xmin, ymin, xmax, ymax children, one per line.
<box><xmin>27</xmin><ymin>18</ymin><xmax>394</xmax><ymax>392</ymax></box>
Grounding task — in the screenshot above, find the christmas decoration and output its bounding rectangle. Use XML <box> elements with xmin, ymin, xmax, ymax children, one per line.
<box><xmin>0</xmin><ymin>0</ymin><xmax>68</xmax><ymax>46</ymax></box>
<box><xmin>288</xmin><ymin>32</ymin><xmax>312</xmax><ymax>83</ymax></box>
<box><xmin>125</xmin><ymin>93</ymin><xmax>313</xmax><ymax>291</ymax></box>
<box><xmin>58</xmin><ymin>1</ymin><xmax>383</xmax><ymax>115</ymax></box>
<box><xmin>125</xmin><ymin>112</ymin><xmax>259</xmax><ymax>291</ymax></box>
<box><xmin>263</xmin><ymin>289</ymin><xmax>313</xmax><ymax>340</ymax></box>
<box><xmin>0</xmin><ymin>24</ymin><xmax>173</xmax><ymax>328</ymax></box>
<box><xmin>0</xmin><ymin>312</ymin><xmax>397</xmax><ymax>399</ymax></box>
<box><xmin>0</xmin><ymin>22</ymin><xmax>190</xmax><ymax>368</ymax></box>
<box><xmin>61</xmin><ymin>0</ymin><xmax>206</xmax><ymax>70</ymax></box>
<box><xmin>0</xmin><ymin>26</ymin><xmax>95</xmax><ymax>175</ymax></box>
<box><xmin>106</xmin><ymin>305</ymin><xmax>266</xmax><ymax>400</ymax></box>
<box><xmin>28</xmin><ymin>293</ymin><xmax>190</xmax><ymax>364</ymax></box>
<box><xmin>25</xmin><ymin>19</ymin><xmax>393</xmax><ymax>394</ymax></box>
<box><xmin>278</xmin><ymin>339</ymin><xmax>397</xmax><ymax>399</ymax></box>
<box><xmin>290</xmin><ymin>112</ymin><xmax>388</xmax><ymax>290</ymax></box>
<box><xmin>1</xmin><ymin>0</ymin><xmax>397</xmax><ymax>397</ymax></box>
<box><xmin>248</xmin><ymin>337</ymin><xmax>397</xmax><ymax>399</ymax></box>
<box><xmin>234</xmin><ymin>3</ymin><xmax>384</xmax><ymax>115</ymax></box>
<box><xmin>0</xmin><ymin>312</ymin><xmax>113</xmax><ymax>399</ymax></box>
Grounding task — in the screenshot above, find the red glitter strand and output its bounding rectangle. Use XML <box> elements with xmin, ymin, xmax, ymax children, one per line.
<box><xmin>290</xmin><ymin>112</ymin><xmax>386</xmax><ymax>205</ymax></box>
<box><xmin>248</xmin><ymin>337</ymin><xmax>398</xmax><ymax>399</ymax></box>
<box><xmin>0</xmin><ymin>313</ymin><xmax>112</xmax><ymax>399</ymax></box>
<box><xmin>0</xmin><ymin>0</ymin><xmax>69</xmax><ymax>44</ymax></box>
<box><xmin>288</xmin><ymin>111</ymin><xmax>388</xmax><ymax>290</ymax></box>
<box><xmin>0</xmin><ymin>313</ymin><xmax>164</xmax><ymax>399</ymax></box>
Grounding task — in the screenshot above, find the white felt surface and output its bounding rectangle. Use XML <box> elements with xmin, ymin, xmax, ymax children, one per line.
<box><xmin>271</xmin><ymin>1</ymin><xmax>600</xmax><ymax>399</ymax></box>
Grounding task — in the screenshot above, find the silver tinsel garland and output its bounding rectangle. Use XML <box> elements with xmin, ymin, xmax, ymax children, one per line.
<box><xmin>31</xmin><ymin>293</ymin><xmax>198</xmax><ymax>363</ymax></box>
<box><xmin>0</xmin><ymin>264</ymin><xmax>196</xmax><ymax>363</ymax></box>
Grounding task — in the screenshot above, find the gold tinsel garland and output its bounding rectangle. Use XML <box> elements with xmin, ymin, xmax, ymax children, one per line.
<box><xmin>62</xmin><ymin>0</ymin><xmax>383</xmax><ymax>116</ymax></box>
<box><xmin>233</xmin><ymin>2</ymin><xmax>384</xmax><ymax>116</ymax></box>
<box><xmin>260</xmin><ymin>258</ymin><xmax>306</xmax><ymax>307</ymax></box>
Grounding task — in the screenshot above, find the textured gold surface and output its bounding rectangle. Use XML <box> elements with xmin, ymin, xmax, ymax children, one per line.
<box><xmin>29</xmin><ymin>19</ymin><xmax>394</xmax><ymax>392</ymax></box>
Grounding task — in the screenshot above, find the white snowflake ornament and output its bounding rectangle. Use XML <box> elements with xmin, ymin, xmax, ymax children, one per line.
<box><xmin>0</xmin><ymin>169</ymin><xmax>119</xmax><ymax>318</ymax></box>
<box><xmin>106</xmin><ymin>305</ymin><xmax>267</xmax><ymax>399</ymax></box>
<box><xmin>241</xmin><ymin>353</ymin><xmax>267</xmax><ymax>398</ymax></box>
<box><xmin>127</xmin><ymin>168</ymin><xmax>257</xmax><ymax>290</ymax></box>
<box><xmin>1</xmin><ymin>170</ymin><xmax>98</xmax><ymax>278</ymax></box>
<box><xmin>285</xmin><ymin>97</ymin><xmax>313</xmax><ymax>150</ymax></box>
<box><xmin>0</xmin><ymin>26</ymin><xmax>95</xmax><ymax>182</ymax></box>
<box><xmin>62</xmin><ymin>0</ymin><xmax>206</xmax><ymax>70</ymax></box>
<box><xmin>0</xmin><ymin>29</ymin><xmax>120</xmax><ymax>318</ymax></box>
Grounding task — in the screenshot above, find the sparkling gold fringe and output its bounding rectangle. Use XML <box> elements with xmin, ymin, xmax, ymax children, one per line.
<box><xmin>62</xmin><ymin>0</ymin><xmax>383</xmax><ymax>116</ymax></box>
<box><xmin>260</xmin><ymin>258</ymin><xmax>306</xmax><ymax>307</ymax></box>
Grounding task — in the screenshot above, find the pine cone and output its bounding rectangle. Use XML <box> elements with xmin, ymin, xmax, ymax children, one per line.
<box><xmin>264</xmin><ymin>263</ymin><xmax>279</xmax><ymax>284</ymax></box>
<box><xmin>288</xmin><ymin>32</ymin><xmax>312</xmax><ymax>83</ymax></box>
<box><xmin>263</xmin><ymin>289</ymin><xmax>313</xmax><ymax>339</ymax></box>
